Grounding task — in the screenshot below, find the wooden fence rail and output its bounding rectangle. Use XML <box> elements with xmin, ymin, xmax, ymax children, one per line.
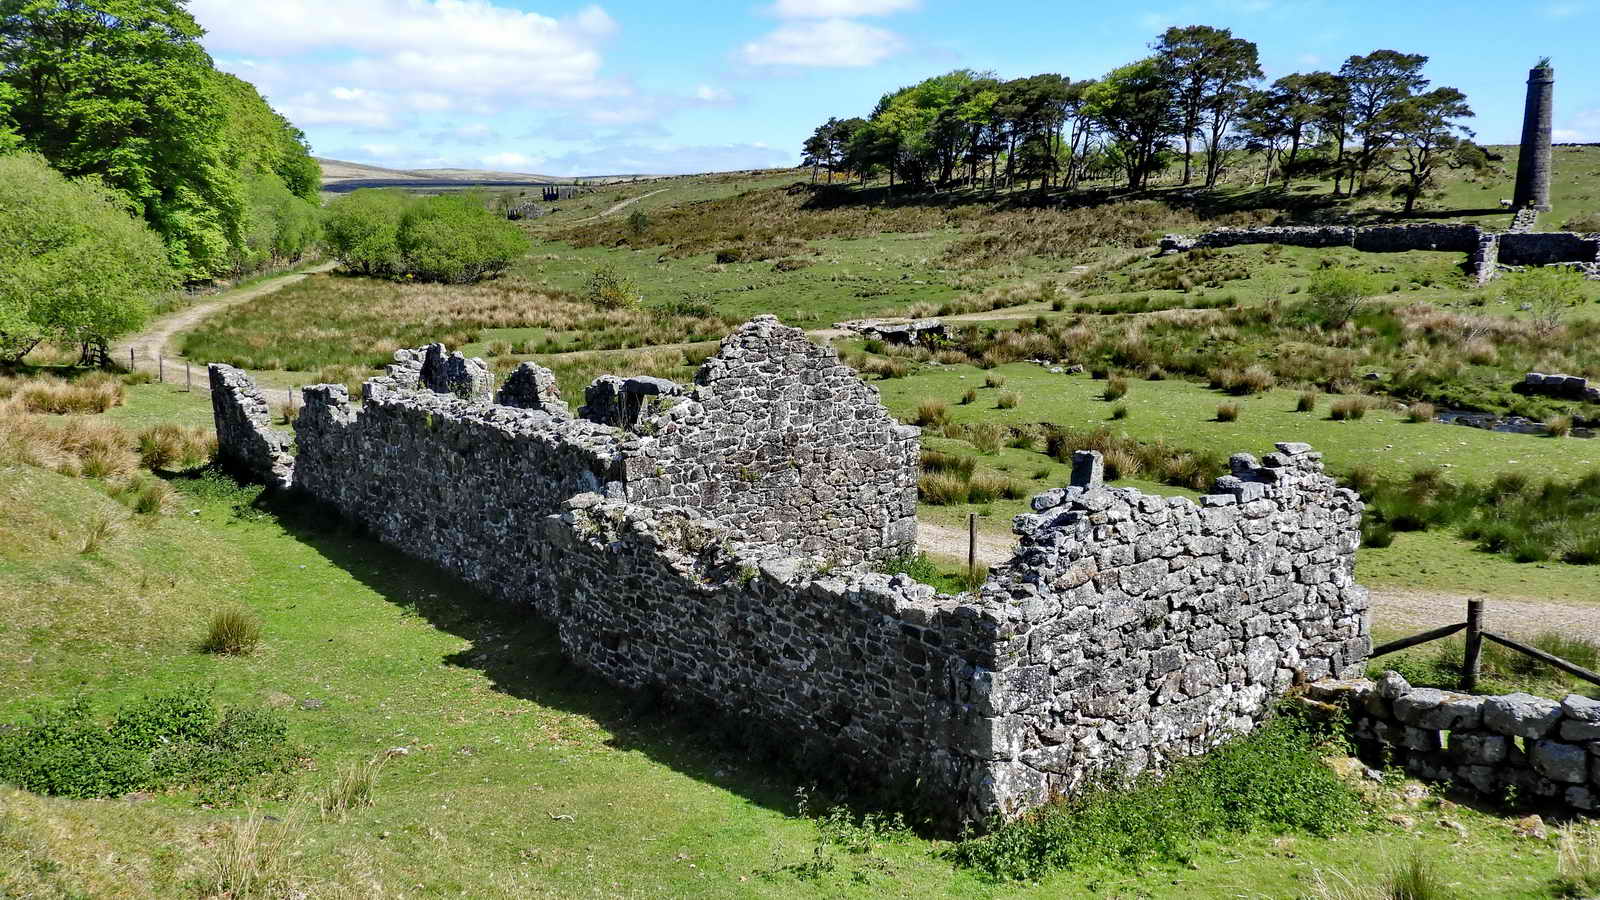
<box><xmin>1368</xmin><ymin>598</ymin><xmax>1600</xmax><ymax>692</ymax></box>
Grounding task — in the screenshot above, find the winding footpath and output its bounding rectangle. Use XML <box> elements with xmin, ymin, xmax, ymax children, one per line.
<box><xmin>111</xmin><ymin>261</ymin><xmax>335</xmax><ymax>406</ymax></box>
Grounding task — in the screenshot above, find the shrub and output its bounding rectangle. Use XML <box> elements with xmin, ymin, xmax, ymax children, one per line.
<box><xmin>1111</xmin><ymin>404</ymin><xmax>1129</xmax><ymax>420</ymax></box>
<box><xmin>914</xmin><ymin>400</ymin><xmax>950</xmax><ymax>427</ymax></box>
<box><xmin>322</xmin><ymin>189</ymin><xmax>409</xmax><ymax>276</ymax></box>
<box><xmin>1405</xmin><ymin>402</ymin><xmax>1435</xmax><ymax>424</ymax></box>
<box><xmin>0</xmin><ymin>687</ymin><xmax>293</xmax><ymax>799</ymax></box>
<box><xmin>1296</xmin><ymin>391</ymin><xmax>1319</xmax><ymax>413</ymax></box>
<box><xmin>1502</xmin><ymin>267</ymin><xmax>1586</xmax><ymax>336</ymax></box>
<box><xmin>947</xmin><ymin>716</ymin><xmax>1358</xmax><ymax>881</ymax></box>
<box><xmin>584</xmin><ymin>264</ymin><xmax>643</xmax><ymax>310</ymax></box>
<box><xmin>1216</xmin><ymin>402</ymin><xmax>1240</xmax><ymax>422</ymax></box>
<box><xmin>1305</xmin><ymin>268</ymin><xmax>1372</xmax><ymax>326</ymax></box>
<box><xmin>1362</xmin><ymin>522</ymin><xmax>1395</xmax><ymax>548</ymax></box>
<box><xmin>1547</xmin><ymin>414</ymin><xmax>1574</xmax><ymax>437</ymax></box>
<box><xmin>396</xmin><ymin>193</ymin><xmax>530</xmax><ymax>283</ymax></box>
<box><xmin>1103</xmin><ymin>375</ymin><xmax>1129</xmax><ymax>401</ymax></box>
<box><xmin>202</xmin><ymin>608</ymin><xmax>263</xmax><ymax>656</ymax></box>
<box><xmin>996</xmin><ymin>391</ymin><xmax>1020</xmax><ymax>410</ymax></box>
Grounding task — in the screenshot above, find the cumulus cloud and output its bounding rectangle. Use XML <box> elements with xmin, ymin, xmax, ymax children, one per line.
<box><xmin>740</xmin><ymin>19</ymin><xmax>905</xmax><ymax>67</ymax></box>
<box><xmin>192</xmin><ymin>0</ymin><xmax>626</xmax><ymax>132</ymax></box>
<box><xmin>769</xmin><ymin>0</ymin><xmax>918</xmax><ymax>17</ymax></box>
<box><xmin>480</xmin><ymin>152</ymin><xmax>545</xmax><ymax>170</ymax></box>
<box><xmin>694</xmin><ymin>84</ymin><xmax>735</xmax><ymax>103</ymax></box>
<box><xmin>535</xmin><ymin>143</ymin><xmax>795</xmax><ymax>177</ymax></box>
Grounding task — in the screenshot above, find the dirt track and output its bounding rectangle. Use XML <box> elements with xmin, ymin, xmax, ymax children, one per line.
<box><xmin>111</xmin><ymin>262</ymin><xmax>335</xmax><ymax>406</ymax></box>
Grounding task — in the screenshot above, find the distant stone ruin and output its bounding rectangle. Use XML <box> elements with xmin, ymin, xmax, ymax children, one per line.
<box><xmin>835</xmin><ymin>318</ymin><xmax>948</xmax><ymax>345</ymax></box>
<box><xmin>210</xmin><ymin>317</ymin><xmax>1370</xmax><ymax>824</ymax></box>
<box><xmin>1159</xmin><ymin>223</ymin><xmax>1600</xmax><ymax>285</ymax></box>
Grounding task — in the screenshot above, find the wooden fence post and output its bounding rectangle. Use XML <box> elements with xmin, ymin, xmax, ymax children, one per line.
<box><xmin>1462</xmin><ymin>599</ymin><xmax>1484</xmax><ymax>692</ymax></box>
<box><xmin>129</xmin><ymin>348</ymin><xmax>135</xmax><ymax>372</ymax></box>
<box><xmin>185</xmin><ymin>363</ymin><xmax>191</xmax><ymax>393</ymax></box>
<box><xmin>967</xmin><ymin>513</ymin><xmax>977</xmax><ymax>586</ymax></box>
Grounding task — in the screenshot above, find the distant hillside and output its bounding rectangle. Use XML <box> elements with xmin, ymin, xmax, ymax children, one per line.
<box><xmin>317</xmin><ymin>158</ymin><xmax>667</xmax><ymax>193</ymax></box>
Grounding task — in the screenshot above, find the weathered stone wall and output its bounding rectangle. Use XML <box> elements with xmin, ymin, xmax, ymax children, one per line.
<box><xmin>209</xmin><ymin>320</ymin><xmax>1369</xmax><ymax>824</ymax></box>
<box><xmin>969</xmin><ymin>443</ymin><xmax>1369</xmax><ymax>814</ymax></box>
<box><xmin>619</xmin><ymin>316</ymin><xmax>920</xmax><ymax>564</ymax></box>
<box><xmin>207</xmin><ymin>364</ymin><xmax>294</xmax><ymax>490</ymax></box>
<box><xmin>1310</xmin><ymin>673</ymin><xmax>1600</xmax><ymax>813</ymax></box>
<box><xmin>1499</xmin><ymin>232</ymin><xmax>1600</xmax><ymax>267</ymax></box>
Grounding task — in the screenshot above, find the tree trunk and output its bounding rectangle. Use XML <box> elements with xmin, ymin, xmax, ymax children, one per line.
<box><xmin>1182</xmin><ymin>132</ymin><xmax>1193</xmax><ymax>185</ymax></box>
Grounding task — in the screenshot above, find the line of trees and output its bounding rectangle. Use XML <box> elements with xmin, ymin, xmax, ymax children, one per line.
<box><xmin>0</xmin><ymin>0</ymin><xmax>322</xmax><ymax>282</ymax></box>
<box><xmin>802</xmin><ymin>27</ymin><xmax>1481</xmax><ymax>211</ymax></box>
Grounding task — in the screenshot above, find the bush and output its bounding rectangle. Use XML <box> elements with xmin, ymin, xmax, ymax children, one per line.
<box><xmin>947</xmin><ymin>716</ymin><xmax>1358</xmax><ymax>881</ymax></box>
<box><xmin>396</xmin><ymin>193</ymin><xmax>530</xmax><ymax>283</ymax></box>
<box><xmin>584</xmin><ymin>264</ymin><xmax>643</xmax><ymax>310</ymax></box>
<box><xmin>1502</xmin><ymin>267</ymin><xmax>1586</xmax><ymax>336</ymax></box>
<box><xmin>1305</xmin><ymin>268</ymin><xmax>1372</xmax><ymax>326</ymax></box>
<box><xmin>202</xmin><ymin>608</ymin><xmax>263</xmax><ymax>656</ymax></box>
<box><xmin>0</xmin><ymin>687</ymin><xmax>293</xmax><ymax>799</ymax></box>
<box><xmin>1111</xmin><ymin>404</ymin><xmax>1129</xmax><ymax>420</ymax></box>
<box><xmin>1103</xmin><ymin>375</ymin><xmax>1129</xmax><ymax>401</ymax></box>
<box><xmin>1216</xmin><ymin>402</ymin><xmax>1240</xmax><ymax>422</ymax></box>
<box><xmin>322</xmin><ymin>189</ymin><xmax>408</xmax><ymax>276</ymax></box>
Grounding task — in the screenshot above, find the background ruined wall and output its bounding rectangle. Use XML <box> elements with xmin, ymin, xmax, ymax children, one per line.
<box><xmin>619</xmin><ymin>316</ymin><xmax>920</xmax><ymax>565</ymax></box>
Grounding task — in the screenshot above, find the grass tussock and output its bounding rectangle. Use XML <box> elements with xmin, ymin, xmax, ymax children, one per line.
<box><xmin>1216</xmin><ymin>402</ymin><xmax>1240</xmax><ymax>422</ymax></box>
<box><xmin>209</xmin><ymin>808</ymin><xmax>305</xmax><ymax>899</ymax></box>
<box><xmin>1404</xmin><ymin>402</ymin><xmax>1435</xmax><ymax>424</ymax></box>
<box><xmin>1329</xmin><ymin>395</ymin><xmax>1375</xmax><ymax>421</ymax></box>
<box><xmin>913</xmin><ymin>400</ymin><xmax>950</xmax><ymax>427</ymax></box>
<box><xmin>1556</xmin><ymin>824</ymin><xmax>1600</xmax><ymax>898</ymax></box>
<box><xmin>1379</xmin><ymin>628</ymin><xmax>1600</xmax><ymax>698</ymax></box>
<box><xmin>136</xmin><ymin>423</ymin><xmax>217</xmax><ymax>471</ymax></box>
<box><xmin>202</xmin><ymin>608</ymin><xmax>263</xmax><ymax>656</ymax></box>
<box><xmin>1</xmin><ymin>371</ymin><xmax>125</xmax><ymax>413</ymax></box>
<box><xmin>320</xmin><ymin>755</ymin><xmax>385</xmax><ymax>823</ymax></box>
<box><xmin>1043</xmin><ymin>425</ymin><xmax>1225</xmax><ymax>492</ymax></box>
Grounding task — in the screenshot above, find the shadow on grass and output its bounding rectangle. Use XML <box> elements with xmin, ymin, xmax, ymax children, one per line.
<box><xmin>166</xmin><ymin>467</ymin><xmax>865</xmax><ymax>827</ymax></box>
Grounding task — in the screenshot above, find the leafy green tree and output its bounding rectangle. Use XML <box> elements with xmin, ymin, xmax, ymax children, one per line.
<box><xmin>0</xmin><ymin>0</ymin><xmax>245</xmax><ymax>280</ymax></box>
<box><xmin>234</xmin><ymin>173</ymin><xmax>320</xmax><ymax>273</ymax></box>
<box><xmin>1155</xmin><ymin>25</ymin><xmax>1262</xmax><ymax>187</ymax></box>
<box><xmin>1340</xmin><ymin>50</ymin><xmax>1429</xmax><ymax>191</ymax></box>
<box><xmin>322</xmin><ymin>189</ymin><xmax>409</xmax><ymax>276</ymax></box>
<box><xmin>1381</xmin><ymin>87</ymin><xmax>1473</xmax><ymax>213</ymax></box>
<box><xmin>0</xmin><ymin>82</ymin><xmax>19</xmax><ymax>152</ymax></box>
<box><xmin>210</xmin><ymin>72</ymin><xmax>320</xmax><ymax>203</ymax></box>
<box><xmin>0</xmin><ymin>153</ymin><xmax>175</xmax><ymax>362</ymax></box>
<box><xmin>1085</xmin><ymin>59</ymin><xmax>1178</xmax><ymax>190</ymax></box>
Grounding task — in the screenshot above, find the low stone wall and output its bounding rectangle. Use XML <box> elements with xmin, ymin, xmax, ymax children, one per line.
<box><xmin>1159</xmin><ymin>224</ymin><xmax>1600</xmax><ymax>284</ymax></box>
<box><xmin>1519</xmin><ymin>372</ymin><xmax>1600</xmax><ymax>403</ymax></box>
<box><xmin>1499</xmin><ymin>232</ymin><xmax>1600</xmax><ymax>267</ymax></box>
<box><xmin>1310</xmin><ymin>674</ymin><xmax>1600</xmax><ymax>812</ymax></box>
<box><xmin>210</xmin><ymin>318</ymin><xmax>1370</xmax><ymax>824</ymax></box>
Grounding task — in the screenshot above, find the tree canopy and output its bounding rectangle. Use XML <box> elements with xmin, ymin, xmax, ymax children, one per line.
<box><xmin>0</xmin><ymin>152</ymin><xmax>175</xmax><ymax>361</ymax></box>
<box><xmin>798</xmin><ymin>27</ymin><xmax>1470</xmax><ymax>204</ymax></box>
<box><xmin>0</xmin><ymin>0</ymin><xmax>320</xmax><ymax>281</ymax></box>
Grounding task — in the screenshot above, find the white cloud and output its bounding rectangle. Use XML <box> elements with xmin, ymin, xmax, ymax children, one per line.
<box><xmin>740</xmin><ymin>19</ymin><xmax>905</xmax><ymax>67</ymax></box>
<box><xmin>480</xmin><ymin>152</ymin><xmax>544</xmax><ymax>170</ymax></box>
<box><xmin>1556</xmin><ymin>108</ymin><xmax>1600</xmax><ymax>142</ymax></box>
<box><xmin>192</xmin><ymin>0</ymin><xmax>627</xmax><ymax>132</ymax></box>
<box><xmin>694</xmin><ymin>84</ymin><xmax>735</xmax><ymax>103</ymax></box>
<box><xmin>770</xmin><ymin>0</ymin><xmax>918</xmax><ymax>17</ymax></box>
<box><xmin>535</xmin><ymin>143</ymin><xmax>795</xmax><ymax>177</ymax></box>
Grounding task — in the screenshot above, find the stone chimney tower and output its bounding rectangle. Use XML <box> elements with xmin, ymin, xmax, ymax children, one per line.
<box><xmin>1512</xmin><ymin>60</ymin><xmax>1554</xmax><ymax>212</ymax></box>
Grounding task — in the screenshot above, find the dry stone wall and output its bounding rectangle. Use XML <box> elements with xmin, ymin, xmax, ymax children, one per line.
<box><xmin>1159</xmin><ymin>224</ymin><xmax>1600</xmax><ymax>283</ymax></box>
<box><xmin>209</xmin><ymin>317</ymin><xmax>1369</xmax><ymax>824</ymax></box>
<box><xmin>1309</xmin><ymin>674</ymin><xmax>1600</xmax><ymax>813</ymax></box>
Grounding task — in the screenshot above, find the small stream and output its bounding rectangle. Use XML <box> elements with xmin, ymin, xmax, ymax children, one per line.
<box><xmin>1436</xmin><ymin>409</ymin><xmax>1597</xmax><ymax>439</ymax></box>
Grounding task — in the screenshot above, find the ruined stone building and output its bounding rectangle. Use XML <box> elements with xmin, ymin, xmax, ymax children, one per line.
<box><xmin>211</xmin><ymin>316</ymin><xmax>1371</xmax><ymax>823</ymax></box>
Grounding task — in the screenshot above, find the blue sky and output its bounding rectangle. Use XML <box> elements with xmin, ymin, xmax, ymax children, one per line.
<box><xmin>188</xmin><ymin>0</ymin><xmax>1600</xmax><ymax>177</ymax></box>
